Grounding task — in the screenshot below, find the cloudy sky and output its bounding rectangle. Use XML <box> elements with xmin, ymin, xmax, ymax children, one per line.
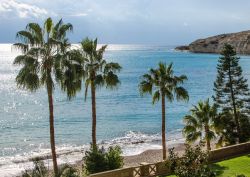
<box><xmin>1</xmin><ymin>0</ymin><xmax>250</xmax><ymax>45</ymax></box>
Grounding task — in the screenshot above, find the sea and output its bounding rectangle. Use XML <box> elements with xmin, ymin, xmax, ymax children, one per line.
<box><xmin>1</xmin><ymin>44</ymin><xmax>250</xmax><ymax>176</ymax></box>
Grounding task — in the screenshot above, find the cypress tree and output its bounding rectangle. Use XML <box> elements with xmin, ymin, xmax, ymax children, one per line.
<box><xmin>213</xmin><ymin>44</ymin><xmax>250</xmax><ymax>143</ymax></box>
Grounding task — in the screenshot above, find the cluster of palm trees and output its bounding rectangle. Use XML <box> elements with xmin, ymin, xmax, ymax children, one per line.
<box><xmin>14</xmin><ymin>17</ymin><xmax>245</xmax><ymax>176</ymax></box>
<box><xmin>14</xmin><ymin>17</ymin><xmax>191</xmax><ymax>175</ymax></box>
<box><xmin>13</xmin><ymin>18</ymin><xmax>121</xmax><ymax>176</ymax></box>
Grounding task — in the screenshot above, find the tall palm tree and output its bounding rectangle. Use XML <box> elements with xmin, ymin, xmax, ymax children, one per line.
<box><xmin>139</xmin><ymin>62</ymin><xmax>189</xmax><ymax>160</ymax></box>
<box><xmin>13</xmin><ymin>18</ymin><xmax>73</xmax><ymax>176</ymax></box>
<box><xmin>183</xmin><ymin>99</ymin><xmax>217</xmax><ymax>151</ymax></box>
<box><xmin>78</xmin><ymin>38</ymin><xmax>122</xmax><ymax>147</ymax></box>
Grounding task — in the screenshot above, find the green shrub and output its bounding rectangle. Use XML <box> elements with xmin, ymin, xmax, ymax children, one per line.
<box><xmin>83</xmin><ymin>145</ymin><xmax>124</xmax><ymax>174</ymax></box>
<box><xmin>83</xmin><ymin>146</ymin><xmax>107</xmax><ymax>174</ymax></box>
<box><xmin>22</xmin><ymin>158</ymin><xmax>48</xmax><ymax>177</ymax></box>
<box><xmin>57</xmin><ymin>164</ymin><xmax>80</xmax><ymax>177</ymax></box>
<box><xmin>106</xmin><ymin>146</ymin><xmax>124</xmax><ymax>170</ymax></box>
<box><xmin>22</xmin><ymin>158</ymin><xmax>79</xmax><ymax>177</ymax></box>
<box><xmin>167</xmin><ymin>143</ymin><xmax>215</xmax><ymax>177</ymax></box>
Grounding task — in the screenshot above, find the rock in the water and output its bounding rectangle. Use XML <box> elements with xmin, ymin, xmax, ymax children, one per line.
<box><xmin>175</xmin><ymin>45</ymin><xmax>189</xmax><ymax>51</ymax></box>
<box><xmin>188</xmin><ymin>30</ymin><xmax>250</xmax><ymax>54</ymax></box>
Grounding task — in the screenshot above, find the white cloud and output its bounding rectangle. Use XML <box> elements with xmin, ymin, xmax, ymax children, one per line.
<box><xmin>0</xmin><ymin>0</ymin><xmax>51</xmax><ymax>18</ymax></box>
<box><xmin>69</xmin><ymin>13</ymin><xmax>88</xmax><ymax>17</ymax></box>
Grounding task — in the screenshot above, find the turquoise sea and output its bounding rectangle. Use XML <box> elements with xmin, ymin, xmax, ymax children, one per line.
<box><xmin>1</xmin><ymin>44</ymin><xmax>250</xmax><ymax>176</ymax></box>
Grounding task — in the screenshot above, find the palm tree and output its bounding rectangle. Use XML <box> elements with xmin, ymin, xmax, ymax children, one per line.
<box><xmin>183</xmin><ymin>99</ymin><xmax>217</xmax><ymax>151</ymax></box>
<box><xmin>13</xmin><ymin>18</ymin><xmax>73</xmax><ymax>176</ymax></box>
<box><xmin>78</xmin><ymin>38</ymin><xmax>122</xmax><ymax>147</ymax></box>
<box><xmin>139</xmin><ymin>62</ymin><xmax>189</xmax><ymax>160</ymax></box>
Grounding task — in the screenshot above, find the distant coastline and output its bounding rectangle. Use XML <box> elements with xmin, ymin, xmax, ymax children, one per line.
<box><xmin>175</xmin><ymin>30</ymin><xmax>250</xmax><ymax>54</ymax></box>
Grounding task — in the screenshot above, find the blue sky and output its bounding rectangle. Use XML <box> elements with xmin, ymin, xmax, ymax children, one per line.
<box><xmin>1</xmin><ymin>0</ymin><xmax>250</xmax><ymax>45</ymax></box>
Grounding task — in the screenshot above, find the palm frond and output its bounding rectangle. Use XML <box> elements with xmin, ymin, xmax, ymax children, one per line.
<box><xmin>104</xmin><ymin>62</ymin><xmax>122</xmax><ymax>74</ymax></box>
<box><xmin>96</xmin><ymin>45</ymin><xmax>107</xmax><ymax>60</ymax></box>
<box><xmin>174</xmin><ymin>74</ymin><xmax>188</xmax><ymax>84</ymax></box>
<box><xmin>54</xmin><ymin>18</ymin><xmax>63</xmax><ymax>31</ymax></box>
<box><xmin>16</xmin><ymin>31</ymin><xmax>34</xmax><ymax>44</ymax></box>
<box><xmin>174</xmin><ymin>86</ymin><xmax>189</xmax><ymax>101</ymax></box>
<box><xmin>95</xmin><ymin>74</ymin><xmax>105</xmax><ymax>87</ymax></box>
<box><xmin>26</xmin><ymin>23</ymin><xmax>43</xmax><ymax>44</ymax></box>
<box><xmin>206</xmin><ymin>130</ymin><xmax>216</xmax><ymax>140</ymax></box>
<box><xmin>44</xmin><ymin>17</ymin><xmax>53</xmax><ymax>36</ymax></box>
<box><xmin>12</xmin><ymin>43</ymin><xmax>29</xmax><ymax>53</ymax></box>
<box><xmin>80</xmin><ymin>38</ymin><xmax>93</xmax><ymax>55</ymax></box>
<box><xmin>139</xmin><ymin>79</ymin><xmax>153</xmax><ymax>96</ymax></box>
<box><xmin>152</xmin><ymin>90</ymin><xmax>160</xmax><ymax>104</ymax></box>
<box><xmin>16</xmin><ymin>67</ymin><xmax>40</xmax><ymax>92</ymax></box>
<box><xmin>57</xmin><ymin>23</ymin><xmax>73</xmax><ymax>40</ymax></box>
<box><xmin>104</xmin><ymin>72</ymin><xmax>120</xmax><ymax>89</ymax></box>
<box><xmin>185</xmin><ymin>131</ymin><xmax>202</xmax><ymax>143</ymax></box>
<box><xmin>163</xmin><ymin>89</ymin><xmax>174</xmax><ymax>102</ymax></box>
<box><xmin>183</xmin><ymin>115</ymin><xmax>198</xmax><ymax>126</ymax></box>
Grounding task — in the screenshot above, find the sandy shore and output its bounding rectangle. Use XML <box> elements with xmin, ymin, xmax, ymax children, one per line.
<box><xmin>19</xmin><ymin>141</ymin><xmax>218</xmax><ymax>176</ymax></box>
<box><xmin>123</xmin><ymin>142</ymin><xmax>186</xmax><ymax>167</ymax></box>
<box><xmin>69</xmin><ymin>142</ymin><xmax>187</xmax><ymax>174</ymax></box>
<box><xmin>76</xmin><ymin>140</ymin><xmax>214</xmax><ymax>169</ymax></box>
<box><xmin>66</xmin><ymin>142</ymin><xmax>186</xmax><ymax>175</ymax></box>
<box><xmin>11</xmin><ymin>141</ymin><xmax>187</xmax><ymax>177</ymax></box>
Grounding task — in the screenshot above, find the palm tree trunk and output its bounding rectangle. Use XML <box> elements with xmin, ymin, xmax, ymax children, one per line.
<box><xmin>205</xmin><ymin>125</ymin><xmax>211</xmax><ymax>151</ymax></box>
<box><xmin>161</xmin><ymin>93</ymin><xmax>167</xmax><ymax>160</ymax></box>
<box><xmin>47</xmin><ymin>85</ymin><xmax>58</xmax><ymax>176</ymax></box>
<box><xmin>91</xmin><ymin>80</ymin><xmax>97</xmax><ymax>147</ymax></box>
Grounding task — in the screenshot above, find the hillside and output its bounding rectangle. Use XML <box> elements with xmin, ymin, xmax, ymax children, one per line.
<box><xmin>176</xmin><ymin>30</ymin><xmax>250</xmax><ymax>54</ymax></box>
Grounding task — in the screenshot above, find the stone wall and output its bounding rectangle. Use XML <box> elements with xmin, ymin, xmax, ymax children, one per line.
<box><xmin>209</xmin><ymin>142</ymin><xmax>250</xmax><ymax>162</ymax></box>
<box><xmin>89</xmin><ymin>161</ymin><xmax>171</xmax><ymax>177</ymax></box>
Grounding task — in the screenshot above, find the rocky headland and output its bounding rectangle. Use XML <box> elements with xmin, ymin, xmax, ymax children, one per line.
<box><xmin>176</xmin><ymin>30</ymin><xmax>250</xmax><ymax>54</ymax></box>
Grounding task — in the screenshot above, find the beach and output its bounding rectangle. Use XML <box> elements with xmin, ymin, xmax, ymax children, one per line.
<box><xmin>123</xmin><ymin>142</ymin><xmax>186</xmax><ymax>167</ymax></box>
<box><xmin>0</xmin><ymin>138</ymin><xmax>185</xmax><ymax>177</ymax></box>
<box><xmin>7</xmin><ymin>138</ymin><xmax>221</xmax><ymax>177</ymax></box>
<box><xmin>57</xmin><ymin>142</ymin><xmax>187</xmax><ymax>177</ymax></box>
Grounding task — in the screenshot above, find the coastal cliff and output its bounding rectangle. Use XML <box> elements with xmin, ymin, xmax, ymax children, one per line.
<box><xmin>176</xmin><ymin>30</ymin><xmax>250</xmax><ymax>54</ymax></box>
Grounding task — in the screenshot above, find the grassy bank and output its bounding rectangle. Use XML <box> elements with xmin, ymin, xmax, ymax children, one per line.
<box><xmin>211</xmin><ymin>154</ymin><xmax>250</xmax><ymax>176</ymax></box>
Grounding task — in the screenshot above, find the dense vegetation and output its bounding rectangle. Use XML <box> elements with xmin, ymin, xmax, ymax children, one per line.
<box><xmin>83</xmin><ymin>145</ymin><xmax>124</xmax><ymax>174</ymax></box>
<box><xmin>13</xmin><ymin>17</ymin><xmax>250</xmax><ymax>176</ymax></box>
<box><xmin>213</xmin><ymin>44</ymin><xmax>250</xmax><ymax>145</ymax></box>
<box><xmin>167</xmin><ymin>154</ymin><xmax>250</xmax><ymax>177</ymax></box>
<box><xmin>183</xmin><ymin>99</ymin><xmax>217</xmax><ymax>151</ymax></box>
<box><xmin>167</xmin><ymin>144</ymin><xmax>215</xmax><ymax>177</ymax></box>
<box><xmin>183</xmin><ymin>44</ymin><xmax>250</xmax><ymax>148</ymax></box>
